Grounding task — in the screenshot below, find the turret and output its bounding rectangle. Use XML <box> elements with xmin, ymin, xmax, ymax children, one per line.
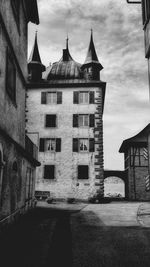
<box><xmin>28</xmin><ymin>32</ymin><xmax>45</xmax><ymax>82</ymax></box>
<box><xmin>81</xmin><ymin>30</ymin><xmax>103</xmax><ymax>81</ymax></box>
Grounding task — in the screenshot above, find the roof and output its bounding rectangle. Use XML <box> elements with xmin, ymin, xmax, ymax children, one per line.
<box><xmin>44</xmin><ymin>39</ymin><xmax>83</xmax><ymax>80</ymax></box>
<box><xmin>28</xmin><ymin>32</ymin><xmax>45</xmax><ymax>71</ymax></box>
<box><xmin>25</xmin><ymin>0</ymin><xmax>39</xmax><ymax>25</ymax></box>
<box><xmin>81</xmin><ymin>30</ymin><xmax>103</xmax><ymax>71</ymax></box>
<box><xmin>119</xmin><ymin>123</ymin><xmax>150</xmax><ymax>153</ymax></box>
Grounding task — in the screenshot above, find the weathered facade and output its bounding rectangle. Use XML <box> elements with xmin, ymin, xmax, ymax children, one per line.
<box><xmin>26</xmin><ymin>32</ymin><xmax>106</xmax><ymax>201</ymax></box>
<box><xmin>142</xmin><ymin>0</ymin><xmax>150</xmax><ymax>175</ymax></box>
<box><xmin>119</xmin><ymin>124</ymin><xmax>150</xmax><ymax>201</ymax></box>
<box><xmin>0</xmin><ymin>0</ymin><xmax>40</xmax><ymax>228</ymax></box>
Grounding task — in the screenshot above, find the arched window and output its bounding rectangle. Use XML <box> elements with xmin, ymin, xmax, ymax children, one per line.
<box><xmin>12</xmin><ymin>161</ymin><xmax>18</xmax><ymax>172</ymax></box>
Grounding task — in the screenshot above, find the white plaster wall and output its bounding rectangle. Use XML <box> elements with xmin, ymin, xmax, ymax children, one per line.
<box><xmin>26</xmin><ymin>86</ymin><xmax>103</xmax><ymax>200</ymax></box>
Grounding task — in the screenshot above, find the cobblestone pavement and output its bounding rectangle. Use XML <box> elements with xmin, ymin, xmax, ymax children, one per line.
<box><xmin>1</xmin><ymin>201</ymin><xmax>150</xmax><ymax>267</ymax></box>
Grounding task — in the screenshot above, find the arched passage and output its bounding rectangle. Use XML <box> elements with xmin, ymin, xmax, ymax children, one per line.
<box><xmin>104</xmin><ymin>176</ymin><xmax>125</xmax><ymax>198</ymax></box>
<box><xmin>104</xmin><ymin>170</ymin><xmax>128</xmax><ymax>199</ymax></box>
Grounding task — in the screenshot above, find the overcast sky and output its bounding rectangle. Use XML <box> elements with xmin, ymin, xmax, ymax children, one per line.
<box><xmin>28</xmin><ymin>0</ymin><xmax>150</xmax><ymax>170</ymax></box>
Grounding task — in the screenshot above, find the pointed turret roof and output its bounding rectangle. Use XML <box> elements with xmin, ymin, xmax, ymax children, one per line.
<box><xmin>28</xmin><ymin>32</ymin><xmax>45</xmax><ymax>71</ymax></box>
<box><xmin>82</xmin><ymin>30</ymin><xmax>103</xmax><ymax>70</ymax></box>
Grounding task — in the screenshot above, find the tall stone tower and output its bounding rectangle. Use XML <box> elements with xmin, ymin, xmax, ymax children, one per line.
<box><xmin>26</xmin><ymin>31</ymin><xmax>106</xmax><ymax>201</ymax></box>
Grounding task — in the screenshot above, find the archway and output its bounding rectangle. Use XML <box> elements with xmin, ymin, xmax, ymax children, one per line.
<box><xmin>104</xmin><ymin>176</ymin><xmax>125</xmax><ymax>199</ymax></box>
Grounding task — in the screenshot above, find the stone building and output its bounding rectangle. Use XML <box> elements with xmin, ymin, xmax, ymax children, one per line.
<box><xmin>119</xmin><ymin>124</ymin><xmax>150</xmax><ymax>200</ymax></box>
<box><xmin>26</xmin><ymin>32</ymin><xmax>106</xmax><ymax>201</ymax></box>
<box><xmin>0</xmin><ymin>0</ymin><xmax>40</xmax><ymax>228</ymax></box>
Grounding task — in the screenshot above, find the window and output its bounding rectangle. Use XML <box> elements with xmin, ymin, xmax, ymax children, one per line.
<box><xmin>6</xmin><ymin>49</ymin><xmax>16</xmax><ymax>103</ymax></box>
<box><xmin>45</xmin><ymin>115</ymin><xmax>56</xmax><ymax>127</ymax></box>
<box><xmin>73</xmin><ymin>138</ymin><xmax>95</xmax><ymax>152</ymax></box>
<box><xmin>41</xmin><ymin>92</ymin><xmax>62</xmax><ymax>104</ymax></box>
<box><xmin>78</xmin><ymin>165</ymin><xmax>89</xmax><ymax>179</ymax></box>
<box><xmin>79</xmin><ymin>115</ymin><xmax>89</xmax><ymax>127</ymax></box>
<box><xmin>79</xmin><ymin>139</ymin><xmax>88</xmax><ymax>152</ymax></box>
<box><xmin>130</xmin><ymin>147</ymin><xmax>148</xmax><ymax>167</ymax></box>
<box><xmin>73</xmin><ymin>91</ymin><xmax>95</xmax><ymax>104</ymax></box>
<box><xmin>79</xmin><ymin>92</ymin><xmax>89</xmax><ymax>104</ymax></box>
<box><xmin>44</xmin><ymin>165</ymin><xmax>55</xmax><ymax>179</ymax></box>
<box><xmin>39</xmin><ymin>138</ymin><xmax>61</xmax><ymax>152</ymax></box>
<box><xmin>73</xmin><ymin>114</ymin><xmax>95</xmax><ymax>127</ymax></box>
<box><xmin>45</xmin><ymin>139</ymin><xmax>56</xmax><ymax>152</ymax></box>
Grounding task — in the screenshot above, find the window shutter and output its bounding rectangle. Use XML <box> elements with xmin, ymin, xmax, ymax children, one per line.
<box><xmin>89</xmin><ymin>138</ymin><xmax>95</xmax><ymax>152</ymax></box>
<box><xmin>73</xmin><ymin>114</ymin><xmax>78</xmax><ymax>127</ymax></box>
<box><xmin>56</xmin><ymin>138</ymin><xmax>61</xmax><ymax>152</ymax></box>
<box><xmin>89</xmin><ymin>91</ymin><xmax>95</xmax><ymax>104</ymax></box>
<box><xmin>89</xmin><ymin>114</ymin><xmax>95</xmax><ymax>127</ymax></box>
<box><xmin>57</xmin><ymin>92</ymin><xmax>62</xmax><ymax>104</ymax></box>
<box><xmin>73</xmin><ymin>91</ymin><xmax>79</xmax><ymax>104</ymax></box>
<box><xmin>73</xmin><ymin>138</ymin><xmax>79</xmax><ymax>152</ymax></box>
<box><xmin>41</xmin><ymin>92</ymin><xmax>46</xmax><ymax>104</ymax></box>
<box><xmin>39</xmin><ymin>138</ymin><xmax>45</xmax><ymax>152</ymax></box>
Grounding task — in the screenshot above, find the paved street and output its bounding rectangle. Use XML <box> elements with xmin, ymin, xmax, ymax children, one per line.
<box><xmin>1</xmin><ymin>201</ymin><xmax>150</xmax><ymax>267</ymax></box>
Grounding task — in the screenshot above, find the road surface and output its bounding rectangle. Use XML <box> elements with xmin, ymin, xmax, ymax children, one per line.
<box><xmin>1</xmin><ymin>201</ymin><xmax>150</xmax><ymax>267</ymax></box>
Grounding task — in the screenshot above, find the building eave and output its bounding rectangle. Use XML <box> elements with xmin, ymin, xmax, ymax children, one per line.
<box><xmin>119</xmin><ymin>123</ymin><xmax>150</xmax><ymax>153</ymax></box>
<box><xmin>25</xmin><ymin>0</ymin><xmax>39</xmax><ymax>25</ymax></box>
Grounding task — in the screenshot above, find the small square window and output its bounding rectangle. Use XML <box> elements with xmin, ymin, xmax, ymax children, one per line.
<box><xmin>44</xmin><ymin>165</ymin><xmax>55</xmax><ymax>179</ymax></box>
<box><xmin>79</xmin><ymin>139</ymin><xmax>88</xmax><ymax>152</ymax></box>
<box><xmin>46</xmin><ymin>115</ymin><xmax>56</xmax><ymax>127</ymax></box>
<box><xmin>79</xmin><ymin>92</ymin><xmax>89</xmax><ymax>104</ymax></box>
<box><xmin>78</xmin><ymin>165</ymin><xmax>89</xmax><ymax>179</ymax></box>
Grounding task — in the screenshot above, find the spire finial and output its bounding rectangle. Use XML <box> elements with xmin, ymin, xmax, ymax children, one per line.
<box><xmin>66</xmin><ymin>35</ymin><xmax>69</xmax><ymax>50</ymax></box>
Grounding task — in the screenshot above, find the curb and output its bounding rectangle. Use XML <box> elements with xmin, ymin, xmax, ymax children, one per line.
<box><xmin>137</xmin><ymin>203</ymin><xmax>150</xmax><ymax>227</ymax></box>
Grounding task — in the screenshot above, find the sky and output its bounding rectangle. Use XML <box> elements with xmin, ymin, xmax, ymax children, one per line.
<box><xmin>28</xmin><ymin>0</ymin><xmax>150</xmax><ymax>170</ymax></box>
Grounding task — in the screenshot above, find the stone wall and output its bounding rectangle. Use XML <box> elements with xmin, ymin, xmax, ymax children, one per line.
<box><xmin>26</xmin><ymin>86</ymin><xmax>104</xmax><ymax>200</ymax></box>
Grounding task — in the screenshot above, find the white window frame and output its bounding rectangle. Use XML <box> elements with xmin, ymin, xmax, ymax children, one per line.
<box><xmin>45</xmin><ymin>138</ymin><xmax>56</xmax><ymax>152</ymax></box>
<box><xmin>79</xmin><ymin>114</ymin><xmax>89</xmax><ymax>127</ymax></box>
<box><xmin>79</xmin><ymin>92</ymin><xmax>89</xmax><ymax>104</ymax></box>
<box><xmin>79</xmin><ymin>139</ymin><xmax>89</xmax><ymax>152</ymax></box>
<box><xmin>47</xmin><ymin>92</ymin><xmax>57</xmax><ymax>104</ymax></box>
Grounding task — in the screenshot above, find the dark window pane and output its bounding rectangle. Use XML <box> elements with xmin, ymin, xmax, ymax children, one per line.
<box><xmin>44</xmin><ymin>165</ymin><xmax>55</xmax><ymax>179</ymax></box>
<box><xmin>46</xmin><ymin>115</ymin><xmax>56</xmax><ymax>127</ymax></box>
<box><xmin>78</xmin><ymin>165</ymin><xmax>89</xmax><ymax>179</ymax></box>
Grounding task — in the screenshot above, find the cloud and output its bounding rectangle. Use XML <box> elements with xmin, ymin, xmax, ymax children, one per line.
<box><xmin>28</xmin><ymin>0</ymin><xmax>149</xmax><ymax>170</ymax></box>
